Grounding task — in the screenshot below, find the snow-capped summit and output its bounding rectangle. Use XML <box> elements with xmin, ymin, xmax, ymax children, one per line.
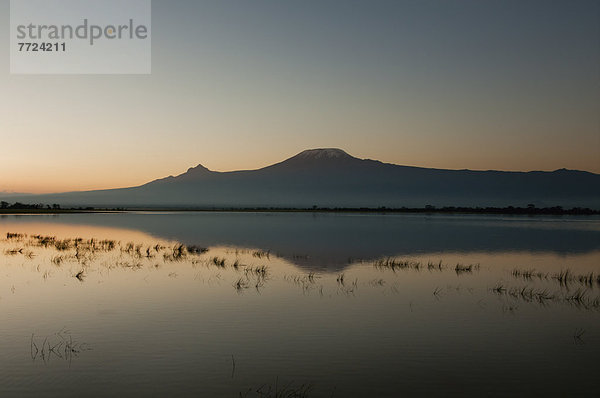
<box><xmin>294</xmin><ymin>148</ymin><xmax>353</xmax><ymax>160</ymax></box>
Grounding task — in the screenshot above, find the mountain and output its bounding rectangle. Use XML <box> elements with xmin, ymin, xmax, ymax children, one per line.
<box><xmin>2</xmin><ymin>148</ymin><xmax>600</xmax><ymax>208</ymax></box>
<box><xmin>0</xmin><ymin>191</ymin><xmax>32</xmax><ymax>198</ymax></box>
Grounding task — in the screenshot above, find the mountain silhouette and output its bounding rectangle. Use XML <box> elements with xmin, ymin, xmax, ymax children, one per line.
<box><xmin>2</xmin><ymin>148</ymin><xmax>599</xmax><ymax>208</ymax></box>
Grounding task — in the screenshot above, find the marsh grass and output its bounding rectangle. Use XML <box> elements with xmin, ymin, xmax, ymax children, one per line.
<box><xmin>511</xmin><ymin>268</ymin><xmax>600</xmax><ymax>289</ymax></box>
<box><xmin>369</xmin><ymin>278</ymin><xmax>385</xmax><ymax>287</ymax></box>
<box><xmin>212</xmin><ymin>257</ymin><xmax>227</xmax><ymax>267</ymax></box>
<box><xmin>284</xmin><ymin>272</ymin><xmax>322</xmax><ymax>294</ymax></box>
<box><xmin>574</xmin><ymin>328</ymin><xmax>586</xmax><ymax>344</ymax></box>
<box><xmin>553</xmin><ymin>269</ymin><xmax>573</xmax><ymax>286</ymax></box>
<box><xmin>511</xmin><ymin>269</ymin><xmax>548</xmax><ymax>281</ymax></box>
<box><xmin>245</xmin><ymin>266</ymin><xmax>270</xmax><ymax>291</ymax></box>
<box><xmin>246</xmin><ymin>265</ymin><xmax>269</xmax><ymax>277</ymax></box>
<box><xmin>374</xmin><ymin>258</ymin><xmax>421</xmax><ymax>272</ymax></box>
<box><xmin>2</xmin><ymin>231</ymin><xmax>599</xmax><ymax>310</ymax></box>
<box><xmin>252</xmin><ymin>250</ymin><xmax>271</xmax><ymax>260</ymax></box>
<box><xmin>186</xmin><ymin>245</ymin><xmax>208</xmax><ymax>255</ymax></box>
<box><xmin>428</xmin><ymin>260</ymin><xmax>444</xmax><ymax>271</ymax></box>
<box><xmin>508</xmin><ymin>287</ymin><xmax>555</xmax><ymax>304</ymax></box>
<box><xmin>577</xmin><ymin>273</ymin><xmax>597</xmax><ymax>287</ymax></box>
<box><xmin>490</xmin><ymin>283</ymin><xmax>600</xmax><ymax>311</ymax></box>
<box><xmin>30</xmin><ymin>328</ymin><xmax>91</xmax><ymax>364</ymax></box>
<box><xmin>490</xmin><ymin>284</ymin><xmax>510</xmax><ymax>294</ymax></box>
<box><xmin>374</xmin><ymin>258</ymin><xmax>478</xmax><ymax>275</ymax></box>
<box><xmin>565</xmin><ymin>289</ymin><xmax>589</xmax><ymax>306</ymax></box>
<box><xmin>4</xmin><ymin>248</ymin><xmax>23</xmax><ymax>256</ymax></box>
<box><xmin>6</xmin><ymin>232</ymin><xmax>26</xmax><ymax>240</ymax></box>
<box><xmin>240</xmin><ymin>378</ymin><xmax>312</xmax><ymax>398</ymax></box>
<box><xmin>233</xmin><ymin>277</ymin><xmax>250</xmax><ymax>292</ymax></box>
<box><xmin>454</xmin><ymin>263</ymin><xmax>480</xmax><ymax>275</ymax></box>
<box><xmin>74</xmin><ymin>270</ymin><xmax>85</xmax><ymax>281</ymax></box>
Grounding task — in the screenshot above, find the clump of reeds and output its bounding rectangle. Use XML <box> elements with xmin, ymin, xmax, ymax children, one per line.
<box><xmin>240</xmin><ymin>378</ymin><xmax>312</xmax><ymax>398</ymax></box>
<box><xmin>31</xmin><ymin>235</ymin><xmax>57</xmax><ymax>248</ymax></box>
<box><xmin>511</xmin><ymin>267</ymin><xmax>599</xmax><ymax>289</ymax></box>
<box><xmin>3</xmin><ymin>248</ymin><xmax>23</xmax><ymax>256</ymax></box>
<box><xmin>284</xmin><ymin>273</ymin><xmax>321</xmax><ymax>294</ymax></box>
<box><xmin>427</xmin><ymin>260</ymin><xmax>444</xmax><ymax>271</ymax></box>
<box><xmin>245</xmin><ymin>266</ymin><xmax>270</xmax><ymax>287</ymax></box>
<box><xmin>161</xmin><ymin>244</ymin><xmax>188</xmax><ymax>262</ymax></box>
<box><xmin>335</xmin><ymin>275</ymin><xmax>357</xmax><ymax>296</ymax></box>
<box><xmin>100</xmin><ymin>239</ymin><xmax>117</xmax><ymax>251</ymax></box>
<box><xmin>491</xmin><ymin>283</ymin><xmax>507</xmax><ymax>294</ymax></box>
<box><xmin>507</xmin><ymin>286</ymin><xmax>555</xmax><ymax>304</ymax></box>
<box><xmin>577</xmin><ymin>273</ymin><xmax>596</xmax><ymax>287</ymax></box>
<box><xmin>6</xmin><ymin>232</ymin><xmax>26</xmax><ymax>240</ymax></box>
<box><xmin>511</xmin><ymin>268</ymin><xmax>549</xmax><ymax>281</ymax></box>
<box><xmin>369</xmin><ymin>279</ymin><xmax>385</xmax><ymax>287</ymax></box>
<box><xmin>30</xmin><ymin>328</ymin><xmax>90</xmax><ymax>363</ymax></box>
<box><xmin>186</xmin><ymin>245</ymin><xmax>208</xmax><ymax>255</ymax></box>
<box><xmin>552</xmin><ymin>270</ymin><xmax>573</xmax><ymax>286</ymax></box>
<box><xmin>122</xmin><ymin>242</ymin><xmax>135</xmax><ymax>255</ymax></box>
<box><xmin>75</xmin><ymin>270</ymin><xmax>85</xmax><ymax>281</ymax></box>
<box><xmin>565</xmin><ymin>289</ymin><xmax>589</xmax><ymax>305</ymax></box>
<box><xmin>3</xmin><ymin>246</ymin><xmax>37</xmax><ymax>258</ymax></box>
<box><xmin>454</xmin><ymin>263</ymin><xmax>480</xmax><ymax>275</ymax></box>
<box><xmin>54</xmin><ymin>239</ymin><xmax>72</xmax><ymax>251</ymax></box>
<box><xmin>252</xmin><ymin>250</ymin><xmax>271</xmax><ymax>259</ymax></box>
<box><xmin>573</xmin><ymin>328</ymin><xmax>586</xmax><ymax>344</ymax></box>
<box><xmin>51</xmin><ymin>255</ymin><xmax>67</xmax><ymax>266</ymax></box>
<box><xmin>489</xmin><ymin>281</ymin><xmax>600</xmax><ymax>311</ymax></box>
<box><xmin>374</xmin><ymin>258</ymin><xmax>421</xmax><ymax>272</ymax></box>
<box><xmin>233</xmin><ymin>278</ymin><xmax>250</xmax><ymax>292</ymax></box>
<box><xmin>172</xmin><ymin>244</ymin><xmax>186</xmax><ymax>260</ymax></box>
<box><xmin>502</xmin><ymin>303</ymin><xmax>518</xmax><ymax>314</ymax></box>
<box><xmin>246</xmin><ymin>265</ymin><xmax>268</xmax><ymax>277</ymax></box>
<box><xmin>212</xmin><ymin>257</ymin><xmax>226</xmax><ymax>267</ymax></box>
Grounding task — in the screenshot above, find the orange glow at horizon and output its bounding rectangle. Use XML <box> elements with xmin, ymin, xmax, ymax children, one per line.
<box><xmin>2</xmin><ymin>143</ymin><xmax>599</xmax><ymax>195</ymax></box>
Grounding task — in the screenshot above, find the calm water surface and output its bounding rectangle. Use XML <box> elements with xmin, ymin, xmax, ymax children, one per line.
<box><xmin>0</xmin><ymin>212</ymin><xmax>599</xmax><ymax>397</ymax></box>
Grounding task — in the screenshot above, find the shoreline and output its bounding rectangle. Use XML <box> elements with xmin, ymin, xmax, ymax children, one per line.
<box><xmin>1</xmin><ymin>206</ymin><xmax>599</xmax><ymax>216</ymax></box>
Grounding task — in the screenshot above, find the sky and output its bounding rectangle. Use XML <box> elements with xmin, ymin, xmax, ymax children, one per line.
<box><xmin>0</xmin><ymin>0</ymin><xmax>599</xmax><ymax>194</ymax></box>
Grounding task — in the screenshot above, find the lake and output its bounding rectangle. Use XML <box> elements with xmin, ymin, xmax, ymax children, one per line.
<box><xmin>1</xmin><ymin>212</ymin><xmax>599</xmax><ymax>397</ymax></box>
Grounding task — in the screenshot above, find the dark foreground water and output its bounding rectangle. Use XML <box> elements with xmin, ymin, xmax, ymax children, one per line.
<box><xmin>0</xmin><ymin>212</ymin><xmax>599</xmax><ymax>397</ymax></box>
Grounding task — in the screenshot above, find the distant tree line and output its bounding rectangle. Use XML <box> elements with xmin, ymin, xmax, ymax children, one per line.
<box><xmin>310</xmin><ymin>205</ymin><xmax>600</xmax><ymax>215</ymax></box>
<box><xmin>405</xmin><ymin>205</ymin><xmax>600</xmax><ymax>215</ymax></box>
<box><xmin>0</xmin><ymin>202</ymin><xmax>598</xmax><ymax>215</ymax></box>
<box><xmin>232</xmin><ymin>205</ymin><xmax>600</xmax><ymax>215</ymax></box>
<box><xmin>0</xmin><ymin>201</ymin><xmax>62</xmax><ymax>210</ymax></box>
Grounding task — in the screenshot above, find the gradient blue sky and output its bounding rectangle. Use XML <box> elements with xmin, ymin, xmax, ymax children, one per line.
<box><xmin>1</xmin><ymin>0</ymin><xmax>599</xmax><ymax>193</ymax></box>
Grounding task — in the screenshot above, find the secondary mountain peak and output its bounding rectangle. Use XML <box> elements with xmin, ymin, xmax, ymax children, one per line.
<box><xmin>172</xmin><ymin>164</ymin><xmax>213</xmax><ymax>182</ymax></box>
<box><xmin>185</xmin><ymin>164</ymin><xmax>212</xmax><ymax>174</ymax></box>
<box><xmin>144</xmin><ymin>163</ymin><xmax>213</xmax><ymax>186</ymax></box>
